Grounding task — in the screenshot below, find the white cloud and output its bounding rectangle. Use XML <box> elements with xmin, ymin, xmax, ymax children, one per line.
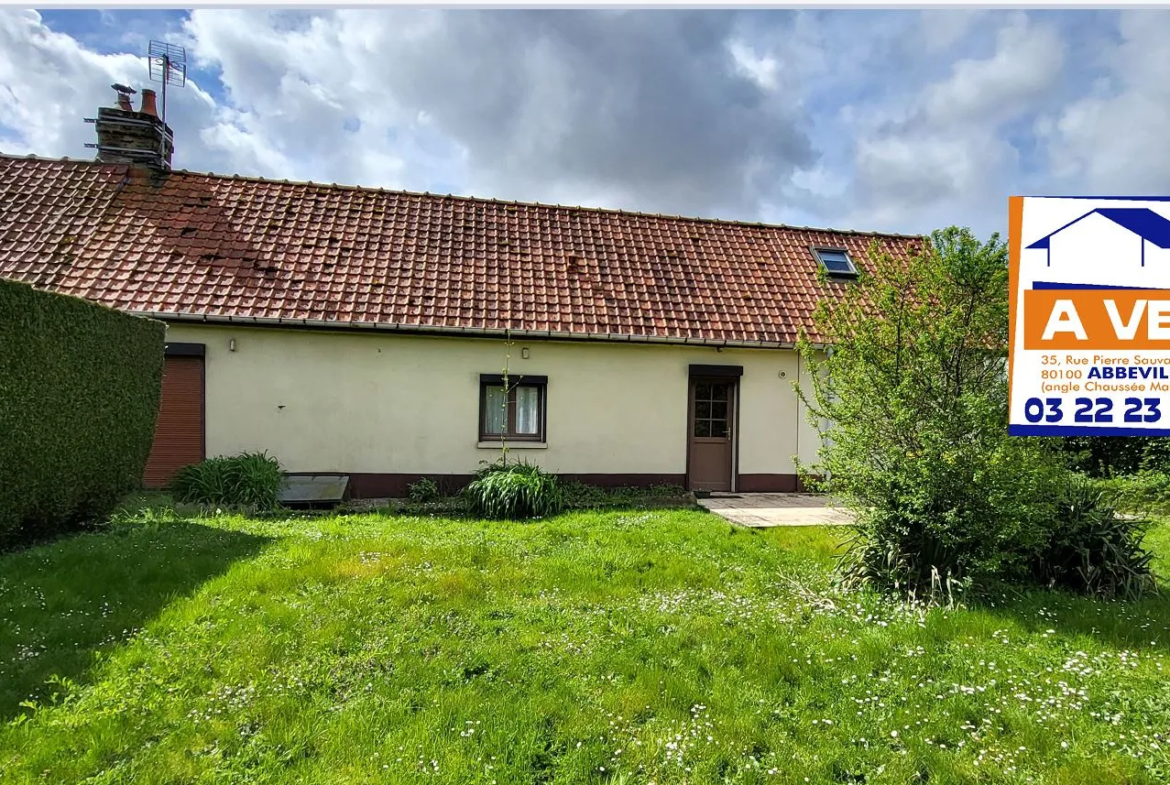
<box><xmin>917</xmin><ymin>10</ymin><xmax>985</xmax><ymax>54</ymax></box>
<box><xmin>1037</xmin><ymin>11</ymin><xmax>1170</xmax><ymax>195</ymax></box>
<box><xmin>4</xmin><ymin>9</ymin><xmax>1170</xmax><ymax>239</ymax></box>
<box><xmin>840</xmin><ymin>12</ymin><xmax>1065</xmax><ymax>234</ymax></box>
<box><xmin>728</xmin><ymin>40</ymin><xmax>779</xmax><ymax>91</ymax></box>
<box><xmin>921</xmin><ymin>12</ymin><xmax>1063</xmax><ymax>127</ymax></box>
<box><xmin>0</xmin><ymin>10</ymin><xmax>147</xmax><ymax>155</ymax></box>
<box><xmin>172</xmin><ymin>9</ymin><xmax>822</xmax><ymax>218</ymax></box>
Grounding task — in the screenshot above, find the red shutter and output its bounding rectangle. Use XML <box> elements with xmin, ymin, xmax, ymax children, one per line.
<box><xmin>144</xmin><ymin>356</ymin><xmax>205</xmax><ymax>488</ymax></box>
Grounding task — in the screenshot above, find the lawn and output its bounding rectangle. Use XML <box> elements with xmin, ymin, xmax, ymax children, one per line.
<box><xmin>2</xmin><ymin>502</ymin><xmax>1170</xmax><ymax>784</ymax></box>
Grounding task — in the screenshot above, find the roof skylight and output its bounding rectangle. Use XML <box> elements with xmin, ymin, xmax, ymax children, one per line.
<box><xmin>813</xmin><ymin>248</ymin><xmax>858</xmax><ymax>277</ymax></box>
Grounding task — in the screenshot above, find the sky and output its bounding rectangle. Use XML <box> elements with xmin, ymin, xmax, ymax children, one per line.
<box><xmin>1</xmin><ymin>8</ymin><xmax>1168</xmax><ymax>239</ymax></box>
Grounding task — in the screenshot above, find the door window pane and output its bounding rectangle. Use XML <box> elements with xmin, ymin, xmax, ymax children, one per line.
<box><xmin>691</xmin><ymin>379</ymin><xmax>733</xmax><ymax>440</ymax></box>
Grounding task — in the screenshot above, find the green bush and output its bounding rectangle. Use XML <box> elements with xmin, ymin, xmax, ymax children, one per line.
<box><xmin>0</xmin><ymin>280</ymin><xmax>164</xmax><ymax>549</ymax></box>
<box><xmin>1090</xmin><ymin>469</ymin><xmax>1170</xmax><ymax>516</ymax></box>
<box><xmin>798</xmin><ymin>228</ymin><xmax>1075</xmax><ymax>597</ymax></box>
<box><xmin>833</xmin><ymin>436</ymin><xmax>1067</xmax><ymax>597</ymax></box>
<box><xmin>463</xmin><ymin>460</ymin><xmax>565</xmax><ymax>520</ymax></box>
<box><xmin>170</xmin><ymin>452</ymin><xmax>285</xmax><ymax>511</ymax></box>
<box><xmin>1059</xmin><ymin>436</ymin><xmax>1160</xmax><ymax>477</ymax></box>
<box><xmin>407</xmin><ymin>477</ymin><xmax>442</xmax><ymax>504</ymax></box>
<box><xmin>1034</xmin><ymin>476</ymin><xmax>1157</xmax><ymax>601</ymax></box>
<box><xmin>561</xmin><ymin>481</ymin><xmax>688</xmax><ymax>509</ymax></box>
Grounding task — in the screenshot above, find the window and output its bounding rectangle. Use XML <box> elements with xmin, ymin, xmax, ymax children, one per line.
<box><xmin>692</xmin><ymin>381</ymin><xmax>732</xmax><ymax>438</ymax></box>
<box><xmin>813</xmin><ymin>247</ymin><xmax>858</xmax><ymax>277</ymax></box>
<box><xmin>479</xmin><ymin>374</ymin><xmax>547</xmax><ymax>442</ymax></box>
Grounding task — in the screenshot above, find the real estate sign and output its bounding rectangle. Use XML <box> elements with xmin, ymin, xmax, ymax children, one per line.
<box><xmin>1009</xmin><ymin>196</ymin><xmax>1170</xmax><ymax>436</ymax></box>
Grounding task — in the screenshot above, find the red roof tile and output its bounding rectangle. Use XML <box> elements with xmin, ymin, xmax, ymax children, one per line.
<box><xmin>0</xmin><ymin>154</ymin><xmax>921</xmax><ymax>346</ymax></box>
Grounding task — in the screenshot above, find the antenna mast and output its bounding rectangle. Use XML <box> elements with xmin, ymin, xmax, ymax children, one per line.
<box><xmin>148</xmin><ymin>40</ymin><xmax>187</xmax><ymax>125</ymax></box>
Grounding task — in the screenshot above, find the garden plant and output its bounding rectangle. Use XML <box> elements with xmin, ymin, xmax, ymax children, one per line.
<box><xmin>797</xmin><ymin>227</ymin><xmax>1157</xmax><ymax>600</ymax></box>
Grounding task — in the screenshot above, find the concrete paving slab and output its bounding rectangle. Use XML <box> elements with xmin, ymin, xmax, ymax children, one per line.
<box><xmin>698</xmin><ymin>493</ymin><xmax>853</xmax><ymax>528</ymax></box>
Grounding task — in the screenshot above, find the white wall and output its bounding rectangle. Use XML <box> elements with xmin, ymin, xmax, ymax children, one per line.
<box><xmin>163</xmin><ymin>324</ymin><xmax>817</xmax><ymax>482</ymax></box>
<box><xmin>796</xmin><ymin>350</ymin><xmax>825</xmax><ymax>469</ymax></box>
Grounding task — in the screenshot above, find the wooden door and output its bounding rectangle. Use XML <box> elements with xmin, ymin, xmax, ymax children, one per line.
<box><xmin>686</xmin><ymin>378</ymin><xmax>735</xmax><ymax>492</ymax></box>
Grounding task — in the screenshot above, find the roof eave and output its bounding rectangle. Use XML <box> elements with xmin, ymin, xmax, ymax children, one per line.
<box><xmin>134</xmin><ymin>310</ymin><xmax>798</xmax><ymax>350</ymax></box>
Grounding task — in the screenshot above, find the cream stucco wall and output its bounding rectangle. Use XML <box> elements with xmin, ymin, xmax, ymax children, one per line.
<box><xmin>796</xmin><ymin>349</ymin><xmax>828</xmax><ymax>470</ymax></box>
<box><xmin>163</xmin><ymin>324</ymin><xmax>820</xmax><ymax>483</ymax></box>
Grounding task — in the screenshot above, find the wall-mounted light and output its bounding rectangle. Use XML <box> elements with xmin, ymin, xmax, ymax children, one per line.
<box><xmin>229</xmin><ymin>338</ymin><xmax>237</xmax><ymax>352</ymax></box>
<box><xmin>521</xmin><ymin>347</ymin><xmax>530</xmax><ymax>360</ymax></box>
<box><xmin>778</xmin><ymin>371</ymin><xmax>787</xmax><ymax>379</ymax></box>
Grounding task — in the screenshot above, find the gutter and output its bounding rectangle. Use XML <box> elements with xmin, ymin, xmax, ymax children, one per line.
<box><xmin>129</xmin><ymin>310</ymin><xmax>806</xmax><ymax>351</ymax></box>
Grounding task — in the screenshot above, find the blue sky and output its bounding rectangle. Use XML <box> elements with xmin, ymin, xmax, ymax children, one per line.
<box><xmin>3</xmin><ymin>8</ymin><xmax>1169</xmax><ymax>238</ymax></box>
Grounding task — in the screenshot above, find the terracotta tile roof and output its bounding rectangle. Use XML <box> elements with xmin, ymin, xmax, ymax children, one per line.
<box><xmin>0</xmin><ymin>154</ymin><xmax>922</xmax><ymax>346</ymax></box>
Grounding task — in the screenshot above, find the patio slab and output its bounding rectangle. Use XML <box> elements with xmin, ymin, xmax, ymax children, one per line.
<box><xmin>697</xmin><ymin>493</ymin><xmax>853</xmax><ymax>528</ymax></box>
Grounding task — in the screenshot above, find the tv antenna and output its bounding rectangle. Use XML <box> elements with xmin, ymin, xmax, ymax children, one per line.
<box><xmin>147</xmin><ymin>40</ymin><xmax>186</xmax><ymax>124</ymax></box>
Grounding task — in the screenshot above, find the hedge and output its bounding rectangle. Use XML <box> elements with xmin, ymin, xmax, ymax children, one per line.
<box><xmin>0</xmin><ymin>280</ymin><xmax>165</xmax><ymax>549</ymax></box>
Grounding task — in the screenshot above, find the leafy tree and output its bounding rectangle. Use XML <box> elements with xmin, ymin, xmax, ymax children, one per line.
<box><xmin>1059</xmin><ymin>435</ymin><xmax>1170</xmax><ymax>477</ymax></box>
<box><xmin>796</xmin><ymin>227</ymin><xmax>1067</xmax><ymax>595</ymax></box>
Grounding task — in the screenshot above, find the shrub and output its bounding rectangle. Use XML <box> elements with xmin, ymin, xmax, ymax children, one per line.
<box><xmin>0</xmin><ymin>280</ymin><xmax>164</xmax><ymax>549</ymax></box>
<box><xmin>833</xmin><ymin>436</ymin><xmax>1068</xmax><ymax>597</ymax></box>
<box><xmin>408</xmin><ymin>477</ymin><xmax>441</xmax><ymax>504</ymax></box>
<box><xmin>797</xmin><ymin>227</ymin><xmax>1071</xmax><ymax>596</ymax></box>
<box><xmin>170</xmin><ymin>452</ymin><xmax>285</xmax><ymax>511</ymax></box>
<box><xmin>1059</xmin><ymin>436</ymin><xmax>1158</xmax><ymax>478</ymax></box>
<box><xmin>1034</xmin><ymin>476</ymin><xmax>1157</xmax><ymax>601</ymax></box>
<box><xmin>562</xmin><ymin>481</ymin><xmax>688</xmax><ymax>509</ymax></box>
<box><xmin>463</xmin><ymin>460</ymin><xmax>565</xmax><ymax>520</ymax></box>
<box><xmin>561</xmin><ymin>481</ymin><xmax>614</xmax><ymax>509</ymax></box>
<box><xmin>1090</xmin><ymin>469</ymin><xmax>1170</xmax><ymax>516</ymax></box>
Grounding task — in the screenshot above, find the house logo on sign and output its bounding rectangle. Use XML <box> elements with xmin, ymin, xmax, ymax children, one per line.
<box><xmin>1025</xmin><ymin>206</ymin><xmax>1170</xmax><ymax>289</ymax></box>
<box><xmin>1008</xmin><ymin>196</ymin><xmax>1170</xmax><ymax>437</ymax></box>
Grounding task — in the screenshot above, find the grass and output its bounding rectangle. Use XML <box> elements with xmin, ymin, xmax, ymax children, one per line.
<box><xmin>0</xmin><ymin>499</ymin><xmax>1169</xmax><ymax>783</ymax></box>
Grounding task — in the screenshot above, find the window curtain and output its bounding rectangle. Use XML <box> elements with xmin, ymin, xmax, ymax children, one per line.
<box><xmin>515</xmin><ymin>386</ymin><xmax>540</xmax><ymax>435</ymax></box>
<box><xmin>484</xmin><ymin>386</ymin><xmax>507</xmax><ymax>434</ymax></box>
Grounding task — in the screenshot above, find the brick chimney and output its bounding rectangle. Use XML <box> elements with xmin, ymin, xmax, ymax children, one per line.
<box><xmin>87</xmin><ymin>84</ymin><xmax>174</xmax><ymax>169</ymax></box>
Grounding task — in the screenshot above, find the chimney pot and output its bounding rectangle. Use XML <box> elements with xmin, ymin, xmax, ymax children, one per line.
<box><xmin>111</xmin><ymin>83</ymin><xmax>136</xmax><ymax>111</ymax></box>
<box><xmin>139</xmin><ymin>89</ymin><xmax>159</xmax><ymax>118</ymax></box>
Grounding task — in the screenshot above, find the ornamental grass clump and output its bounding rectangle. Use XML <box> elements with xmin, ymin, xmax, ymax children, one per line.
<box><xmin>1035</xmin><ymin>475</ymin><xmax>1158</xmax><ymax>601</ymax></box>
<box><xmin>463</xmin><ymin>460</ymin><xmax>565</xmax><ymax>520</ymax></box>
<box><xmin>169</xmin><ymin>451</ymin><xmax>285</xmax><ymax>511</ymax></box>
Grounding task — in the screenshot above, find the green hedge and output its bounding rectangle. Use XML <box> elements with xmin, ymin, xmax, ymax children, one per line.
<box><xmin>0</xmin><ymin>280</ymin><xmax>165</xmax><ymax>549</ymax></box>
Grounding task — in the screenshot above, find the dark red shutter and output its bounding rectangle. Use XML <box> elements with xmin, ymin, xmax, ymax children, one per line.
<box><xmin>144</xmin><ymin>356</ymin><xmax>205</xmax><ymax>488</ymax></box>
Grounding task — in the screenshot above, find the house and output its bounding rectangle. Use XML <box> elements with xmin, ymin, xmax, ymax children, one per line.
<box><xmin>0</xmin><ymin>87</ymin><xmax>919</xmax><ymax>497</ymax></box>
